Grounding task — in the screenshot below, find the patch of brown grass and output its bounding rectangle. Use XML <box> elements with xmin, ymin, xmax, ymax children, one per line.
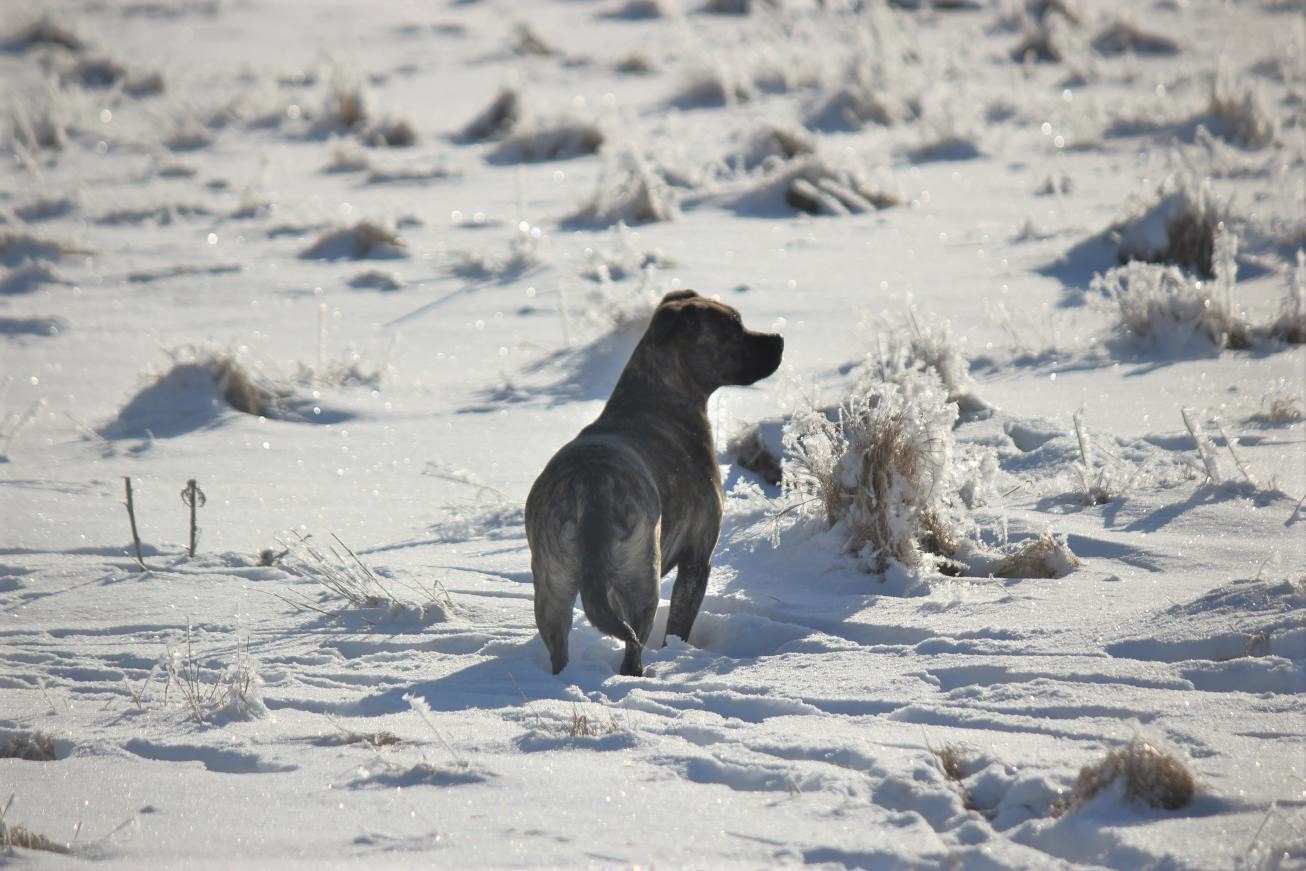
<box><xmin>994</xmin><ymin>533</ymin><xmax>1081</xmax><ymax>579</ymax></box>
<box><xmin>1</xmin><ymin>822</ymin><xmax>70</xmax><ymax>855</ymax></box>
<box><xmin>1054</xmin><ymin>737</ymin><xmax>1196</xmax><ymax>815</ymax></box>
<box><xmin>1</xmin><ymin>732</ymin><xmax>56</xmax><ymax>761</ymax></box>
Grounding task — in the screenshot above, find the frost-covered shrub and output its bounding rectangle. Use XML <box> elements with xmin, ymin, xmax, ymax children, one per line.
<box><xmin>285</xmin><ymin>532</ymin><xmax>455</xmax><ymax>623</ymax></box>
<box><xmin>871</xmin><ymin>311</ymin><xmax>987</xmax><ymax>413</ymax></box>
<box><xmin>782</xmin><ymin>372</ymin><xmax>963</xmax><ymax>574</ymax></box>
<box><xmin>1011</xmin><ymin>9</ymin><xmax>1081</xmax><ymax>63</ymax></box>
<box><xmin>992</xmin><ymin>532</ymin><xmax>1081</xmax><ymax>578</ymax></box>
<box><xmin>1093</xmin><ymin>253</ymin><xmax>1251</xmax><ymax>352</ymax></box>
<box><xmin>567</xmin><ymin>150</ymin><xmax>679</xmax><ymax>227</ymax></box>
<box><xmin>488</xmin><ymin>116</ymin><xmax>603</xmax><ymax>163</ymax></box>
<box><xmin>1113</xmin><ymin>178</ymin><xmax>1222</xmax><ymax>277</ymax></box>
<box><xmin>449</xmin><ymin>224</ymin><xmax>548</xmax><ymax>283</ymax></box>
<box><xmin>737</xmin><ymin>123</ymin><xmax>814</xmax><ymax>171</ymax></box>
<box><xmin>1269</xmin><ymin>250</ymin><xmax>1306</xmax><ymax>344</ymax></box>
<box><xmin>580</xmin><ymin>222</ymin><xmax>672</xmax><ymax>285</ymax></box>
<box><xmin>1206</xmin><ymin>65</ymin><xmax>1275</xmax><ymax>149</ymax></box>
<box><xmin>737</xmin><ymin>154</ymin><xmax>900</xmax><ymax>216</ymax></box>
<box><xmin>312</xmin><ymin>71</ymin><xmax>414</xmax><ymax>146</ymax></box>
<box><xmin>1054</xmin><ymin>736</ymin><xmax>1196</xmax><ymax>815</ymax></box>
<box><xmin>1</xmin><ymin>732</ymin><xmax>57</xmax><ymax>761</ymax></box>
<box><xmin>9</xmin><ymin>83</ymin><xmax>71</xmax><ymax>151</ymax></box>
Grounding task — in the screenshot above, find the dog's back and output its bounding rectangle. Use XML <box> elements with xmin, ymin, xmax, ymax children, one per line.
<box><xmin>526</xmin><ymin>434</ymin><xmax>661</xmax><ymax>676</ymax></box>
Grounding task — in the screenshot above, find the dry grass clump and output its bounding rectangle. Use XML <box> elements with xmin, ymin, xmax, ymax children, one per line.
<box><xmin>739</xmin><ymin>154</ymin><xmax>899</xmax><ymax>217</ymax></box>
<box><xmin>4</xmin><ymin>15</ymin><xmax>87</xmax><ymax>52</ymax></box>
<box><xmin>14</xmin><ymin>196</ymin><xmax>77</xmax><ymax>222</ymax></box>
<box><xmin>488</xmin><ymin>116</ymin><xmax>603</xmax><ymax>164</ymax></box>
<box><xmin>301</xmin><ymin>221</ymin><xmax>406</xmax><ymax>260</ymax></box>
<box><xmin>1012</xmin><ymin>9</ymin><xmax>1080</xmax><ymax>63</ymax></box>
<box><xmin>348</xmin><ymin>268</ymin><xmax>403</xmax><ymax>291</ymax></box>
<box><xmin>314</xmin><ymin>72</ymin><xmax>415</xmax><ymax>147</ymax></box>
<box><xmin>509</xmin><ymin>21</ymin><xmax>556</xmax><ymax>56</ymax></box>
<box><xmin>1054</xmin><ymin>737</ymin><xmax>1196</xmax><ymax>815</ymax></box>
<box><xmin>284</xmin><ymin>532</ymin><xmax>455</xmax><ymax>624</ymax></box>
<box><xmin>9</xmin><ymin>83</ymin><xmax>72</xmax><ymax>151</ymax></box>
<box><xmin>0</xmin><ymin>819</ymin><xmax>69</xmax><ymax>855</ymax></box>
<box><xmin>567</xmin><ymin>704</ymin><xmax>625</xmax><ymax>738</ymax></box>
<box><xmin>0</xmin><ymin>263</ymin><xmax>63</xmax><ymax>295</ymax></box>
<box><xmin>459</xmin><ymin>88</ymin><xmax>521</xmax><ymax>143</ymax></box>
<box><xmin>1093</xmin><ymin>253</ymin><xmax>1252</xmax><ymax>353</ymax></box>
<box><xmin>208</xmin><ymin>355</ymin><xmax>280</xmax><ymax>417</ymax></box>
<box><xmin>567</xmin><ymin>151</ymin><xmax>679</xmax><ymax>228</ymax></box>
<box><xmin>1113</xmin><ymin>179</ymin><xmax>1222</xmax><ymax>278</ymax></box>
<box><xmin>0</xmin><ymin>231</ymin><xmax>80</xmax><ymax>267</ymax></box>
<box><xmin>327</xmin><ymin>728</ymin><xmax>401</xmax><ymax>748</ymax></box>
<box><xmin>99</xmin><ymin>351</ymin><xmax>300</xmax><ymax>440</ymax></box>
<box><xmin>1</xmin><ymin>732</ymin><xmax>57</xmax><ymax>761</ymax></box>
<box><xmin>364</xmin><ymin>118</ymin><xmax>416</xmax><ymax>148</ymax></box>
<box><xmin>1255</xmin><ymin>388</ymin><xmax>1303</xmax><ymax>424</ymax></box>
<box><xmin>1206</xmin><ymin>66</ymin><xmax>1276</xmax><ymax>150</ymax></box>
<box><xmin>993</xmin><ymin>533</ymin><xmax>1081</xmax><ymax>578</ymax></box>
<box><xmin>738</xmin><ymin>123</ymin><xmax>814</xmax><ymax>171</ymax></box>
<box><xmin>729</xmin><ymin>422</ymin><xmax>783</xmax><ymax>486</ymax></box>
<box><xmin>323</xmin><ymin>143</ymin><xmax>370</xmax><ymax>173</ymax></box>
<box><xmin>783</xmin><ymin>372</ymin><xmax>961</xmax><ymax>574</ymax></box>
<box><xmin>1269</xmin><ymin>250</ymin><xmax>1306</xmax><ymax>344</ymax></box>
<box><xmin>671</xmin><ymin>64</ymin><xmax>753</xmax><ymax>108</ymax></box>
<box><xmin>871</xmin><ymin>311</ymin><xmax>987</xmax><ymax>414</ymax></box>
<box><xmin>1091</xmin><ymin>21</ymin><xmax>1180</xmax><ymax>56</ymax></box>
<box><xmin>164</xmin><ymin>625</ymin><xmax>266</xmax><ymax>724</ymax></box>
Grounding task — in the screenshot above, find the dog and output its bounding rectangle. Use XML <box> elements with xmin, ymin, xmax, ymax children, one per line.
<box><xmin>525</xmin><ymin>290</ymin><xmax>784</xmax><ymax>676</ymax></box>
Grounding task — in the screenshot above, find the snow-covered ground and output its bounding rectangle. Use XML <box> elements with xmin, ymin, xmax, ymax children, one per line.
<box><xmin>2</xmin><ymin>0</ymin><xmax>1304</xmax><ymax>867</ymax></box>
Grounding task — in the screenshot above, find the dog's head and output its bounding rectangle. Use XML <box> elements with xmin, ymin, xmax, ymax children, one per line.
<box><xmin>645</xmin><ymin>290</ymin><xmax>784</xmax><ymax>391</ymax></box>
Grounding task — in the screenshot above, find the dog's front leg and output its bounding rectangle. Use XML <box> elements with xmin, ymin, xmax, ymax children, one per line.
<box><xmin>666</xmin><ymin>557</ymin><xmax>711</xmax><ymax>643</ymax></box>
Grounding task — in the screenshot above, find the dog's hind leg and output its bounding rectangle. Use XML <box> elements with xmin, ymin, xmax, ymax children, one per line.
<box><xmin>666</xmin><ymin>555</ymin><xmax>711</xmax><ymax>643</ymax></box>
<box><xmin>617</xmin><ymin>564</ymin><xmax>659</xmax><ymax>677</ymax></box>
<box><xmin>534</xmin><ymin>572</ymin><xmax>578</xmax><ymax>675</ymax></box>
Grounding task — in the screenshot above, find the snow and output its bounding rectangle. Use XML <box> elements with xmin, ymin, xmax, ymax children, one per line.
<box><xmin>2</xmin><ymin>0</ymin><xmax>1304</xmax><ymax>867</ymax></box>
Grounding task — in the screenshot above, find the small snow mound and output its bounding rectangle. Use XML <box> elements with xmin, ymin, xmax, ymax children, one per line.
<box><xmin>100</xmin><ymin>353</ymin><xmax>348</xmax><ymax>439</ymax></box>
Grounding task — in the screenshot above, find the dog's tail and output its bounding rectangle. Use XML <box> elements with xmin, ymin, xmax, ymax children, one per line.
<box><xmin>575</xmin><ymin>479</ymin><xmax>653</xmax><ymax>651</ymax></box>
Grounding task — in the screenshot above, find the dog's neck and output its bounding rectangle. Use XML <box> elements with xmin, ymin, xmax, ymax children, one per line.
<box><xmin>603</xmin><ymin>344</ymin><xmax>714</xmax><ymax>421</ymax></box>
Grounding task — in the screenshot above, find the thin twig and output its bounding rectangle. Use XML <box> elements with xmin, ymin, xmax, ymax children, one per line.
<box><xmin>123</xmin><ymin>477</ymin><xmax>147</xmax><ymax>571</ymax></box>
<box><xmin>1181</xmin><ymin>407</ymin><xmax>1222</xmax><ymax>485</ymax></box>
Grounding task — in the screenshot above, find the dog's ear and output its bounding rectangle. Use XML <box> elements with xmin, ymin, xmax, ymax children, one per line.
<box><xmin>646</xmin><ymin>296</ymin><xmax>702</xmax><ymax>344</ymax></box>
<box><xmin>658</xmin><ymin>289</ymin><xmax>699</xmax><ymax>306</ymax></box>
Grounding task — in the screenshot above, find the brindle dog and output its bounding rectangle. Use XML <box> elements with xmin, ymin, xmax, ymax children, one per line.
<box><xmin>526</xmin><ymin>290</ymin><xmax>784</xmax><ymax>676</ymax></box>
